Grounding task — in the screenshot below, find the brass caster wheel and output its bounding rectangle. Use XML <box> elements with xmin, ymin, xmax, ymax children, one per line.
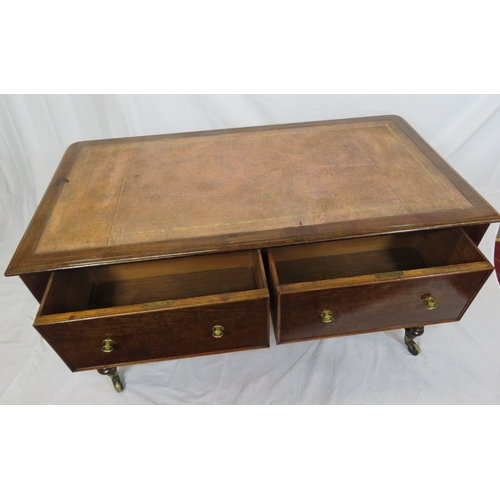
<box><xmin>98</xmin><ymin>367</ymin><xmax>124</xmax><ymax>392</ymax></box>
<box><xmin>406</xmin><ymin>340</ymin><xmax>421</xmax><ymax>356</ymax></box>
<box><xmin>112</xmin><ymin>374</ymin><xmax>124</xmax><ymax>392</ymax></box>
<box><xmin>404</xmin><ymin>326</ymin><xmax>424</xmax><ymax>356</ymax></box>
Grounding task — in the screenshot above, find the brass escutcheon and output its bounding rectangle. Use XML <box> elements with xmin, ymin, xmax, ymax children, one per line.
<box><xmin>212</xmin><ymin>325</ymin><xmax>224</xmax><ymax>339</ymax></box>
<box><xmin>321</xmin><ymin>310</ymin><xmax>333</xmax><ymax>323</ymax></box>
<box><xmin>101</xmin><ymin>338</ymin><xmax>114</xmax><ymax>353</ymax></box>
<box><xmin>422</xmin><ymin>295</ymin><xmax>437</xmax><ymax>310</ymax></box>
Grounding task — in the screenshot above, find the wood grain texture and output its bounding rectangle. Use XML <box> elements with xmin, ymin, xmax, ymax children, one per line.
<box><xmin>34</xmin><ymin>249</ymin><xmax>270</xmax><ymax>371</ymax></box>
<box><xmin>36</xmin><ymin>297</ymin><xmax>270</xmax><ymax>371</ymax></box>
<box><xmin>275</xmin><ymin>270</ymin><xmax>492</xmax><ymax>343</ymax></box>
<box><xmin>275</xmin><ymin>248</ymin><xmax>425</xmax><ymax>284</ymax></box>
<box><xmin>38</xmin><ymin>250</ymin><xmax>266</xmax><ymax>315</ymax></box>
<box><xmin>20</xmin><ymin>272</ymin><xmax>51</xmax><ymax>303</ymax></box>
<box><xmin>269</xmin><ymin>228</ymin><xmax>494</xmax><ymax>343</ymax></box>
<box><xmin>88</xmin><ymin>267</ymin><xmax>256</xmax><ymax>309</ymax></box>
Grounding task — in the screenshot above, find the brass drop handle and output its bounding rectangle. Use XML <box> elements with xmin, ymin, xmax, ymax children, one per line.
<box><xmin>212</xmin><ymin>325</ymin><xmax>224</xmax><ymax>339</ymax></box>
<box><xmin>101</xmin><ymin>338</ymin><xmax>114</xmax><ymax>353</ymax></box>
<box><xmin>422</xmin><ymin>295</ymin><xmax>437</xmax><ymax>311</ymax></box>
<box><xmin>321</xmin><ymin>310</ymin><xmax>333</xmax><ymax>323</ymax></box>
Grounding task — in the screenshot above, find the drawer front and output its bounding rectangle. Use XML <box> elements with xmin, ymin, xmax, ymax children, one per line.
<box><xmin>277</xmin><ymin>270</ymin><xmax>491</xmax><ymax>343</ymax></box>
<box><xmin>37</xmin><ymin>298</ymin><xmax>269</xmax><ymax>371</ymax></box>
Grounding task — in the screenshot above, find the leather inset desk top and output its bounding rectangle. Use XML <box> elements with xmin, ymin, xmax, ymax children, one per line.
<box><xmin>36</xmin><ymin>119</ymin><xmax>471</xmax><ymax>252</ymax></box>
<box><xmin>7</xmin><ymin>115</ymin><xmax>499</xmax><ymax>276</ymax></box>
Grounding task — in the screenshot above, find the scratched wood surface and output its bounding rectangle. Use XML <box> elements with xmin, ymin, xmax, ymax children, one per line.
<box><xmin>34</xmin><ymin>119</ymin><xmax>472</xmax><ymax>254</ymax></box>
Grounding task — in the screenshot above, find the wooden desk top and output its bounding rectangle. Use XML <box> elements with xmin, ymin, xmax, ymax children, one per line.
<box><xmin>7</xmin><ymin>115</ymin><xmax>500</xmax><ymax>276</ymax></box>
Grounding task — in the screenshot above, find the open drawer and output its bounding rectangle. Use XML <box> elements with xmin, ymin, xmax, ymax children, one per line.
<box><xmin>268</xmin><ymin>228</ymin><xmax>494</xmax><ymax>344</ymax></box>
<box><xmin>35</xmin><ymin>250</ymin><xmax>270</xmax><ymax>371</ymax></box>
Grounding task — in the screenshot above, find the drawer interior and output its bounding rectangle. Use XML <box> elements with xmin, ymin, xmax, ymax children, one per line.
<box><xmin>270</xmin><ymin>228</ymin><xmax>487</xmax><ymax>285</ymax></box>
<box><xmin>40</xmin><ymin>250</ymin><xmax>266</xmax><ymax>315</ymax></box>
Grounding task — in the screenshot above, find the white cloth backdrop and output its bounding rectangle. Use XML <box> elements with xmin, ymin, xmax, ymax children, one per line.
<box><xmin>1</xmin><ymin>94</ymin><xmax>500</xmax><ymax>404</ymax></box>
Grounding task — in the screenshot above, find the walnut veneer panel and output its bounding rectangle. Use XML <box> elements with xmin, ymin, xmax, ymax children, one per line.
<box><xmin>35</xmin><ymin>120</ymin><xmax>470</xmax><ymax>254</ymax></box>
<box><xmin>37</xmin><ymin>296</ymin><xmax>270</xmax><ymax>371</ymax></box>
<box><xmin>268</xmin><ymin>228</ymin><xmax>494</xmax><ymax>343</ymax></box>
<box><xmin>275</xmin><ymin>270</ymin><xmax>492</xmax><ymax>343</ymax></box>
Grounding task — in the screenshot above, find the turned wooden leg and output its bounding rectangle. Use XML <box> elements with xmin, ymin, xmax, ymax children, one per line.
<box><xmin>98</xmin><ymin>367</ymin><xmax>124</xmax><ymax>392</ymax></box>
<box><xmin>404</xmin><ymin>326</ymin><xmax>424</xmax><ymax>356</ymax></box>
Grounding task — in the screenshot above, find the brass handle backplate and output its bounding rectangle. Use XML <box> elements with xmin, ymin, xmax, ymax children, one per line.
<box><xmin>422</xmin><ymin>295</ymin><xmax>437</xmax><ymax>311</ymax></box>
<box><xmin>212</xmin><ymin>325</ymin><xmax>224</xmax><ymax>339</ymax></box>
<box><xmin>321</xmin><ymin>310</ymin><xmax>333</xmax><ymax>323</ymax></box>
<box><xmin>101</xmin><ymin>338</ymin><xmax>114</xmax><ymax>353</ymax></box>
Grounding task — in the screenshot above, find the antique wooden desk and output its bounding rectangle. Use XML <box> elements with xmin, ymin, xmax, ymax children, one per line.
<box><xmin>6</xmin><ymin>115</ymin><xmax>500</xmax><ymax>392</ymax></box>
